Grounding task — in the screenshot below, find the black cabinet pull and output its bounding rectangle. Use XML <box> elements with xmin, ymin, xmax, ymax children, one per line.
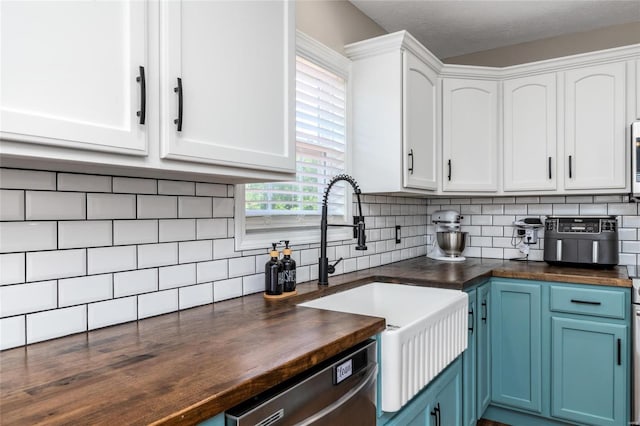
<box><xmin>617</xmin><ymin>338</ymin><xmax>621</xmax><ymax>366</ymax></box>
<box><xmin>136</xmin><ymin>66</ymin><xmax>146</xmax><ymax>125</ymax></box>
<box><xmin>468</xmin><ymin>306</ymin><xmax>474</xmax><ymax>334</ymax></box>
<box><xmin>174</xmin><ymin>77</ymin><xmax>183</xmax><ymax>132</ymax></box>
<box><xmin>568</xmin><ymin>155</ymin><xmax>573</xmax><ymax>179</ymax></box>
<box><xmin>408</xmin><ymin>149</ymin><xmax>414</xmax><ymax>174</ymax></box>
<box><xmin>548</xmin><ymin>156</ymin><xmax>552</xmax><ymax>180</ymax></box>
<box><xmin>430</xmin><ymin>402</ymin><xmax>441</xmax><ymax>426</ymax></box>
<box><xmin>570</xmin><ymin>299</ymin><xmax>601</xmax><ymax>306</ymax></box>
<box><xmin>447</xmin><ymin>159</ymin><xmax>452</xmax><ymax>181</ymax></box>
<box><xmin>481</xmin><ymin>300</ymin><xmax>487</xmax><ymax>323</ymax></box>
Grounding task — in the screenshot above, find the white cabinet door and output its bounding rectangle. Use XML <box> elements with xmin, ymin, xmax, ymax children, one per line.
<box><xmin>160</xmin><ymin>0</ymin><xmax>294</xmax><ymax>173</ymax></box>
<box><xmin>636</xmin><ymin>60</ymin><xmax>640</xmax><ymax>120</ymax></box>
<box><xmin>503</xmin><ymin>73</ymin><xmax>557</xmax><ymax>191</ymax></box>
<box><xmin>442</xmin><ymin>79</ymin><xmax>498</xmax><ymax>192</ymax></box>
<box><xmin>403</xmin><ymin>51</ymin><xmax>438</xmax><ymax>190</ymax></box>
<box><xmin>0</xmin><ymin>0</ymin><xmax>147</xmax><ymax>155</ymax></box>
<box><xmin>564</xmin><ymin>62</ymin><xmax>626</xmax><ymax>190</ymax></box>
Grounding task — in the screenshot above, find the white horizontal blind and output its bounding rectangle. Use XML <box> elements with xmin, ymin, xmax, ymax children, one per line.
<box><xmin>245</xmin><ymin>56</ymin><xmax>347</xmax><ymax>230</ymax></box>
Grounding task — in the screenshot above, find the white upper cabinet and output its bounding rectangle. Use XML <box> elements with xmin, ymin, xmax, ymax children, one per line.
<box><xmin>346</xmin><ymin>32</ymin><xmax>438</xmax><ymax>194</ymax></box>
<box><xmin>636</xmin><ymin>60</ymin><xmax>640</xmax><ymax>120</ymax></box>
<box><xmin>0</xmin><ymin>0</ymin><xmax>148</xmax><ymax>155</ymax></box>
<box><xmin>160</xmin><ymin>0</ymin><xmax>295</xmax><ymax>173</ymax></box>
<box><xmin>503</xmin><ymin>73</ymin><xmax>557</xmax><ymax>191</ymax></box>
<box><xmin>442</xmin><ymin>78</ymin><xmax>498</xmax><ymax>192</ymax></box>
<box><xmin>403</xmin><ymin>51</ymin><xmax>438</xmax><ymax>190</ymax></box>
<box><xmin>563</xmin><ymin>62</ymin><xmax>626</xmax><ymax>190</ymax></box>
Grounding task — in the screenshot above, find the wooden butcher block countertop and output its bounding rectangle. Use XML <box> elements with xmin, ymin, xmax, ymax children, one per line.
<box><xmin>0</xmin><ymin>258</ymin><xmax>630</xmax><ymax>426</ymax></box>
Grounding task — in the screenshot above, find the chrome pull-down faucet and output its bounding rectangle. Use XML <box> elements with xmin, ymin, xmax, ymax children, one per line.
<box><xmin>318</xmin><ymin>174</ymin><xmax>367</xmax><ymax>285</ymax></box>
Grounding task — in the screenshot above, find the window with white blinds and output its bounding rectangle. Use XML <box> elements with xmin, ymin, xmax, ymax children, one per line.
<box><xmin>244</xmin><ymin>55</ymin><xmax>348</xmax><ymax>231</ymax></box>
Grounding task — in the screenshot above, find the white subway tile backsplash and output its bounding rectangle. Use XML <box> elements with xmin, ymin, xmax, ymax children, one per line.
<box><xmin>87</xmin><ymin>245</ymin><xmax>136</xmax><ymax>274</ymax></box>
<box><xmin>579</xmin><ymin>203</ymin><xmax>608</xmax><ymax>215</ymax></box>
<box><xmin>608</xmin><ymin>203</ymin><xmax>638</xmax><ymax>215</ymax></box>
<box><xmin>623</xmin><ymin>215</ymin><xmax>640</xmax><ymax>228</ymax></box>
<box><xmin>619</xmin><ymin>228</ymin><xmax>638</xmax><ymax>241</ymax></box>
<box><xmin>179</xmin><ymin>197</ymin><xmax>212</xmax><ymax>218</ymax></box>
<box><xmin>213</xmin><ymin>238</ymin><xmax>237</xmax><ymax>260</ymax></box>
<box><xmin>228</xmin><ymin>256</ymin><xmax>255</xmax><ymax>278</ymax></box>
<box><xmin>504</xmin><ymin>204</ymin><xmax>528</xmax><ymax>215</ymax></box>
<box><xmin>138</xmin><ymin>243</ymin><xmax>178</xmax><ymax>268</ymax></box>
<box><xmin>58</xmin><ymin>173</ymin><xmax>111</xmax><ymax>193</ymax></box>
<box><xmin>242</xmin><ymin>274</ymin><xmax>263</xmax><ymax>295</ymax></box>
<box><xmin>179</xmin><ymin>283</ymin><xmax>213</xmax><ymax>309</ymax></box>
<box><xmin>113</xmin><ymin>220</ymin><xmax>158</xmax><ymax>245</ymax></box>
<box><xmin>159</xmin><ymin>219</ymin><xmax>195</xmax><ymax>242</ymax></box>
<box><xmin>0</xmin><ymin>190</ymin><xmax>24</xmax><ymax>220</ymax></box>
<box><xmin>622</xmin><ymin>241</ymin><xmax>640</xmax><ymax>254</ymax></box>
<box><xmin>0</xmin><ymin>221</ymin><xmax>57</xmax><ymax>253</ymax></box>
<box><xmin>158</xmin><ymin>180</ymin><xmax>194</xmax><ymax>196</ymax></box>
<box><xmin>196</xmin><ymin>218</ymin><xmax>227</xmax><ymax>239</ymax></box>
<box><xmin>527</xmin><ymin>204</ymin><xmax>552</xmax><ymax>215</ymax></box>
<box><xmin>114</xmin><ymin>268</ymin><xmax>158</xmax><ymax>297</ymax></box>
<box><xmin>471</xmin><ymin>215</ymin><xmax>492</xmax><ymax>226</ymax></box>
<box><xmin>137</xmin><ymin>195</ymin><xmax>177</xmax><ymax>219</ymax></box>
<box><xmin>481</xmin><ymin>226</ymin><xmax>503</xmax><ymax>237</ymax></box>
<box><xmin>212</xmin><ymin>198</ymin><xmax>234</xmax><ymax>218</ymax></box>
<box><xmin>0</xmin><ymin>169</ymin><xmax>55</xmax><ymax>190</ymax></box>
<box><xmin>26</xmin><ymin>191</ymin><xmax>85</xmax><ymax>220</ymax></box>
<box><xmin>26</xmin><ymin>249</ymin><xmax>86</xmax><ymax>282</ymax></box>
<box><xmin>138</xmin><ymin>289</ymin><xmax>178</xmax><ymax>319</ymax></box>
<box><xmin>58</xmin><ymin>221</ymin><xmax>112</xmax><ymax>249</ymax></box>
<box><xmin>196</xmin><ymin>182</ymin><xmax>227</xmax><ymax>197</ymax></box>
<box><xmin>87</xmin><ymin>193</ymin><xmax>136</xmax><ymax>219</ymax></box>
<box><xmin>88</xmin><ymin>296</ymin><xmax>137</xmax><ymax>330</ymax></box>
<box><xmin>0</xmin><ymin>281</ymin><xmax>57</xmax><ymax>317</ymax></box>
<box><xmin>565</xmin><ymin>195</ymin><xmax>593</xmax><ymax>203</ymax></box>
<box><xmin>552</xmin><ymin>204</ymin><xmax>580</xmax><ymax>215</ymax></box>
<box><xmin>26</xmin><ymin>306</ymin><xmax>86</xmax><ymax>344</ymax></box>
<box><xmin>214</xmin><ymin>278</ymin><xmax>242</xmax><ymax>302</ymax></box>
<box><xmin>179</xmin><ymin>240</ymin><xmax>213</xmax><ymax>264</ymax></box>
<box><xmin>159</xmin><ymin>264</ymin><xmax>196</xmax><ymax>290</ymax></box>
<box><xmin>113</xmin><ymin>177</ymin><xmax>157</xmax><ymax>194</ymax></box>
<box><xmin>0</xmin><ymin>316</ymin><xmax>25</xmax><ymax>350</ymax></box>
<box><xmin>197</xmin><ymin>259</ymin><xmax>228</xmax><ymax>283</ymax></box>
<box><xmin>59</xmin><ymin>274</ymin><xmax>113</xmax><ymax>307</ymax></box>
<box><xmin>0</xmin><ymin>253</ymin><xmax>25</xmax><ymax>285</ymax></box>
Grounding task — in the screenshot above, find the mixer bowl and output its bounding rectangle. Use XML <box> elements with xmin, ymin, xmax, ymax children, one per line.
<box><xmin>436</xmin><ymin>231</ymin><xmax>467</xmax><ymax>257</ymax></box>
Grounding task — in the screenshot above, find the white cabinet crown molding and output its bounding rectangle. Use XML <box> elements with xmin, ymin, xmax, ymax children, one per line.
<box><xmin>345</xmin><ymin>30</ymin><xmax>442</xmax><ymax>75</ymax></box>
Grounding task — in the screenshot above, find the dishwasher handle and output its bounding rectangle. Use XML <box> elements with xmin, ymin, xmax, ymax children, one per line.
<box><xmin>298</xmin><ymin>363</ymin><xmax>378</xmax><ymax>426</ymax></box>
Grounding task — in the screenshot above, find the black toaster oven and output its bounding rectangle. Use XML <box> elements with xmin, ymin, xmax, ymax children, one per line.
<box><xmin>543</xmin><ymin>216</ymin><xmax>618</xmax><ymax>268</ymax></box>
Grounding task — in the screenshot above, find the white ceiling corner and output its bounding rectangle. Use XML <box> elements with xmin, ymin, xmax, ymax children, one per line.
<box><xmin>349</xmin><ymin>0</ymin><xmax>640</xmax><ymax>58</ymax></box>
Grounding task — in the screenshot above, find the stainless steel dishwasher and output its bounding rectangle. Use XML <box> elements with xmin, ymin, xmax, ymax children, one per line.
<box><xmin>225</xmin><ymin>339</ymin><xmax>377</xmax><ymax>426</ymax></box>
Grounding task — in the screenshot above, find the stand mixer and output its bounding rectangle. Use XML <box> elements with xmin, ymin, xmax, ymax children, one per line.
<box><xmin>427</xmin><ymin>210</ymin><xmax>467</xmax><ymax>262</ymax></box>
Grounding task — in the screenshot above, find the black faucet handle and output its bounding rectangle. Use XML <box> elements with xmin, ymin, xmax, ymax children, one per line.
<box><xmin>356</xmin><ymin>221</ymin><xmax>367</xmax><ymax>251</ymax></box>
<box><xmin>328</xmin><ymin>257</ymin><xmax>343</xmax><ymax>274</ymax></box>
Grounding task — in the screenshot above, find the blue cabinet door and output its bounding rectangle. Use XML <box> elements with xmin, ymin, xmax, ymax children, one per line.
<box><xmin>435</xmin><ymin>363</ymin><xmax>463</xmax><ymax>426</ymax></box>
<box><xmin>476</xmin><ymin>282</ymin><xmax>491</xmax><ymax>418</ymax></box>
<box><xmin>462</xmin><ymin>289</ymin><xmax>477</xmax><ymax>426</ymax></box>
<box><xmin>551</xmin><ymin>317</ymin><xmax>628</xmax><ymax>426</ymax></box>
<box><xmin>491</xmin><ymin>280</ymin><xmax>542</xmax><ymax>413</ymax></box>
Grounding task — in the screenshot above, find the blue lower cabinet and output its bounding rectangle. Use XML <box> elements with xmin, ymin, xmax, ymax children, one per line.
<box><xmin>462</xmin><ymin>289</ymin><xmax>477</xmax><ymax>426</ymax></box>
<box><xmin>551</xmin><ymin>317</ymin><xmax>628</xmax><ymax>426</ymax></box>
<box><xmin>476</xmin><ymin>282</ymin><xmax>491</xmax><ymax>417</ymax></box>
<box><xmin>197</xmin><ymin>412</ymin><xmax>225</xmax><ymax>426</ymax></box>
<box><xmin>382</xmin><ymin>357</ymin><xmax>462</xmax><ymax>426</ymax></box>
<box><xmin>490</xmin><ymin>280</ymin><xmax>542</xmax><ymax>413</ymax></box>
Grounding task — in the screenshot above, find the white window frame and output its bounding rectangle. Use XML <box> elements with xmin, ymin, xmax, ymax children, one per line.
<box><xmin>235</xmin><ymin>31</ymin><xmax>353</xmax><ymax>251</ymax></box>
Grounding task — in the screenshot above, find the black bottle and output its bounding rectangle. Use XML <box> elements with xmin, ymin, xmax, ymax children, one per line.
<box><xmin>281</xmin><ymin>240</ymin><xmax>297</xmax><ymax>292</ymax></box>
<box><xmin>265</xmin><ymin>243</ymin><xmax>283</xmax><ymax>295</ymax></box>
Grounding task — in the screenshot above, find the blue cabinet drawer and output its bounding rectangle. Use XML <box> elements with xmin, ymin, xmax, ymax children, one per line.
<box><xmin>549</xmin><ymin>286</ymin><xmax>626</xmax><ymax>319</ymax></box>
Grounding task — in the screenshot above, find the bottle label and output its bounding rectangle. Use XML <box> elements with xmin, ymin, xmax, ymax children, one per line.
<box><xmin>283</xmin><ymin>269</ymin><xmax>296</xmax><ymax>283</ymax></box>
<box><xmin>278</xmin><ymin>271</ymin><xmax>284</xmax><ymax>286</ymax></box>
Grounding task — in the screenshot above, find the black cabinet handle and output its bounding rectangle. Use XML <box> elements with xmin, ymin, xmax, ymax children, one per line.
<box><xmin>430</xmin><ymin>402</ymin><xmax>441</xmax><ymax>426</ymax></box>
<box><xmin>548</xmin><ymin>157</ymin><xmax>552</xmax><ymax>180</ymax></box>
<box><xmin>408</xmin><ymin>149</ymin><xmax>414</xmax><ymax>174</ymax></box>
<box><xmin>468</xmin><ymin>306</ymin><xmax>474</xmax><ymax>334</ymax></box>
<box><xmin>481</xmin><ymin>300</ymin><xmax>487</xmax><ymax>323</ymax></box>
<box><xmin>570</xmin><ymin>299</ymin><xmax>601</xmax><ymax>306</ymax></box>
<box><xmin>447</xmin><ymin>159</ymin><xmax>452</xmax><ymax>181</ymax></box>
<box><xmin>136</xmin><ymin>66</ymin><xmax>146</xmax><ymax>125</ymax></box>
<box><xmin>617</xmin><ymin>338</ymin><xmax>621</xmax><ymax>365</ymax></box>
<box><xmin>174</xmin><ymin>77</ymin><xmax>183</xmax><ymax>132</ymax></box>
<box><xmin>568</xmin><ymin>155</ymin><xmax>573</xmax><ymax>179</ymax></box>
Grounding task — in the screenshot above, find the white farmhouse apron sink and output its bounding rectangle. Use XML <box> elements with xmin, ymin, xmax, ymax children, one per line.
<box><xmin>299</xmin><ymin>282</ymin><xmax>468</xmax><ymax>412</ymax></box>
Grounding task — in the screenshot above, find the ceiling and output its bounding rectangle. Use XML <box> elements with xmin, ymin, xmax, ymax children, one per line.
<box><xmin>349</xmin><ymin>0</ymin><xmax>640</xmax><ymax>59</ymax></box>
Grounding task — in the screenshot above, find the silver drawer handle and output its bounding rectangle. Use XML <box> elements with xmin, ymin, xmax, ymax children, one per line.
<box><xmin>556</xmin><ymin>240</ymin><xmax>562</xmax><ymax>261</ymax></box>
<box><xmin>592</xmin><ymin>241</ymin><xmax>599</xmax><ymax>263</ymax></box>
